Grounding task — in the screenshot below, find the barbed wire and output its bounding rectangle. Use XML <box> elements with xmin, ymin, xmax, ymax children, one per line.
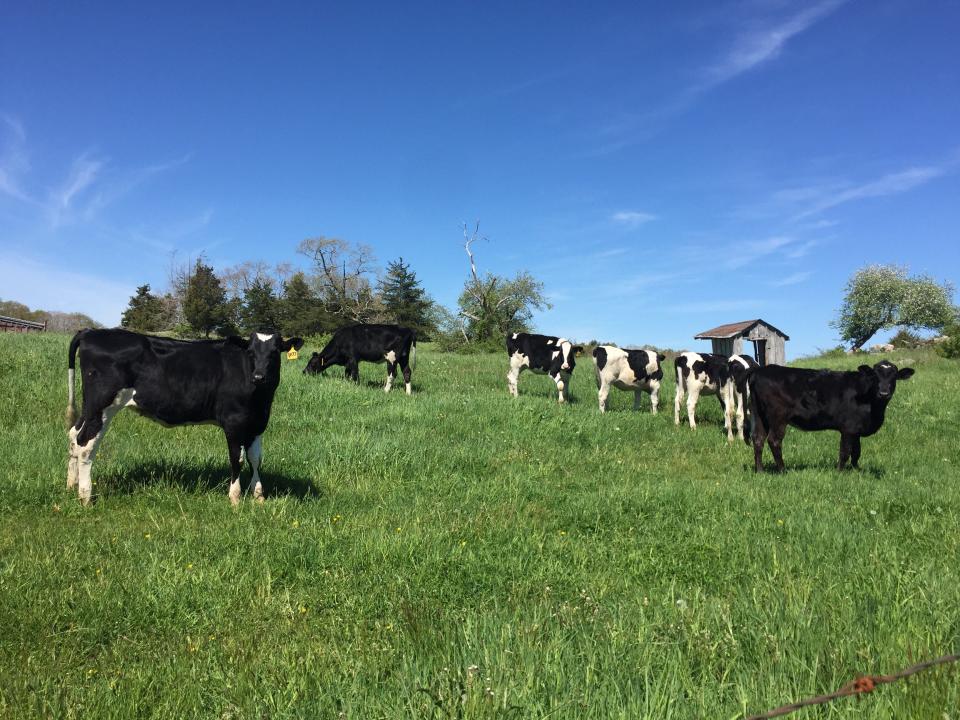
<box><xmin>746</xmin><ymin>653</ymin><xmax>959</xmax><ymax>719</ymax></box>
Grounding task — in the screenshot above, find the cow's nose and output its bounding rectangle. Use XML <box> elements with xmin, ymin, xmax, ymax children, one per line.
<box><xmin>253</xmin><ymin>373</ymin><xmax>264</xmax><ymax>382</ymax></box>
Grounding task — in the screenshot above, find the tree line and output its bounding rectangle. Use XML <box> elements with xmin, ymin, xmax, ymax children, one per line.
<box><xmin>119</xmin><ymin>228</ymin><xmax>551</xmax><ymax>348</ymax></box>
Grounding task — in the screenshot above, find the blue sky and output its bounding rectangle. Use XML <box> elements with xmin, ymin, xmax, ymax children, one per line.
<box><xmin>2</xmin><ymin>0</ymin><xmax>958</xmax><ymax>356</ymax></box>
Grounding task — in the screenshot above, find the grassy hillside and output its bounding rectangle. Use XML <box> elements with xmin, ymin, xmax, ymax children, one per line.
<box><xmin>1</xmin><ymin>332</ymin><xmax>957</xmax><ymax>719</ymax></box>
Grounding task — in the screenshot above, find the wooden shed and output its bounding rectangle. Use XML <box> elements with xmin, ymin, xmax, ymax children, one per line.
<box><xmin>694</xmin><ymin>319</ymin><xmax>788</xmax><ymax>366</ymax></box>
<box><xmin>0</xmin><ymin>315</ymin><xmax>46</xmax><ymax>333</ymax></box>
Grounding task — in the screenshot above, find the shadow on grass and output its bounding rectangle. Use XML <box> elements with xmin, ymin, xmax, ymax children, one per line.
<box><xmin>746</xmin><ymin>461</ymin><xmax>886</xmax><ymax>479</ymax></box>
<box><xmin>95</xmin><ymin>459</ymin><xmax>321</xmax><ymax>501</ymax></box>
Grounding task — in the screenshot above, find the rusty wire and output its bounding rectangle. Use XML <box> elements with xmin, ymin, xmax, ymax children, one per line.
<box><xmin>745</xmin><ymin>653</ymin><xmax>959</xmax><ymax>719</ymax></box>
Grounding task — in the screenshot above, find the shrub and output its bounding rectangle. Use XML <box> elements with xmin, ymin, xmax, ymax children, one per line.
<box><xmin>935</xmin><ymin>324</ymin><xmax>960</xmax><ymax>359</ymax></box>
<box><xmin>890</xmin><ymin>329</ymin><xmax>923</xmax><ymax>348</ymax></box>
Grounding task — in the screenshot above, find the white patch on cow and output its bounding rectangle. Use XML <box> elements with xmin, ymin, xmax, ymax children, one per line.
<box><xmin>229</xmin><ymin>477</ymin><xmax>242</xmax><ymax>506</ymax></box>
<box><xmin>731</xmin><ymin>355</ymin><xmax>751</xmax><ymax>370</ymax></box>
<box><xmin>384</xmin><ymin>371</ymin><xmax>394</xmax><ymax>393</ymax></box>
<box><xmin>67</xmin><ymin>425</ymin><xmax>79</xmax><ymax>489</ymax></box>
<box><xmin>385</xmin><ymin>350</ymin><xmax>397</xmax><ymax>364</ymax></box>
<box><xmin>256</xmin><ymin>333</ymin><xmax>274</xmax><ymax>342</ymax></box>
<box><xmin>511</xmin><ymin>333</ymin><xmax>518</xmax><ymax>340</ymax></box>
<box><xmin>246</xmin><ymin>435</ymin><xmax>264</xmax><ymax>502</ymax></box>
<box><xmin>405</xmin><ymin>380</ymin><xmax>412</xmax><ymax>395</ymax></box>
<box><xmin>559</xmin><ymin>341</ymin><xmax>573</xmax><ymax>370</ymax></box>
<box><xmin>74</xmin><ymin>388</ymin><xmax>136</xmax><ymax>504</ymax></box>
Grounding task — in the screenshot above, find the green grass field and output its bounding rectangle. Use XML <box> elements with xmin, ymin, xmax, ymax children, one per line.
<box><xmin>1</xmin><ymin>332</ymin><xmax>957</xmax><ymax>719</ymax></box>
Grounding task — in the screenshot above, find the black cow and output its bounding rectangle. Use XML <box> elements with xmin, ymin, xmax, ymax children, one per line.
<box><xmin>66</xmin><ymin>329</ymin><xmax>303</xmax><ymax>505</ymax></box>
<box><xmin>593</xmin><ymin>345</ymin><xmax>665</xmax><ymax>414</ymax></box>
<box><xmin>304</xmin><ymin>324</ymin><xmax>417</xmax><ymax>394</ymax></box>
<box><xmin>506</xmin><ymin>332</ymin><xmax>583</xmax><ymax>403</ymax></box>
<box><xmin>726</xmin><ymin>353</ymin><xmax>760</xmax><ymax>441</ymax></box>
<box><xmin>747</xmin><ymin>360</ymin><xmax>914</xmax><ymax>472</ymax></box>
<box><xmin>674</xmin><ymin>351</ymin><xmax>734</xmax><ymax>437</ymax></box>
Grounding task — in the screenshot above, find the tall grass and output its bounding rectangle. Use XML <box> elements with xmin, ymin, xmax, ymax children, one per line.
<box><xmin>1</xmin><ymin>333</ymin><xmax>957</xmax><ymax>718</ymax></box>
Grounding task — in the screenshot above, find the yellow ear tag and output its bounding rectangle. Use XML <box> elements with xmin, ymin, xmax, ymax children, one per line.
<box><xmin>286</xmin><ymin>347</ymin><xmax>299</xmax><ymax>361</ymax></box>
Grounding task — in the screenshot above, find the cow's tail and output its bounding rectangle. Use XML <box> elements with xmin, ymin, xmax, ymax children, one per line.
<box><xmin>66</xmin><ymin>331</ymin><xmax>83</xmax><ymax>427</ymax></box>
<box><xmin>409</xmin><ymin>332</ymin><xmax>417</xmax><ymax>370</ymax></box>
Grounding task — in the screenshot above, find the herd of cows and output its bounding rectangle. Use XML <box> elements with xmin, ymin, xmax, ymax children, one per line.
<box><xmin>63</xmin><ymin>324</ymin><xmax>914</xmax><ymax>505</ymax></box>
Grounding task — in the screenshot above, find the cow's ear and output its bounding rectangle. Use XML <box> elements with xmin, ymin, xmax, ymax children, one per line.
<box><xmin>226</xmin><ymin>336</ymin><xmax>249</xmax><ymax>350</ymax></box>
<box><xmin>897</xmin><ymin>367</ymin><xmax>915</xmax><ymax>380</ymax></box>
<box><xmin>280</xmin><ymin>337</ymin><xmax>304</xmax><ymax>351</ymax></box>
<box><xmin>857</xmin><ymin>364</ymin><xmax>874</xmax><ymax>374</ymax></box>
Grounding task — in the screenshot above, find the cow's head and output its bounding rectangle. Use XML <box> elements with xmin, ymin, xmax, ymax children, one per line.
<box><xmin>234</xmin><ymin>332</ymin><xmax>304</xmax><ymax>385</ymax></box>
<box><xmin>858</xmin><ymin>361</ymin><xmax>915</xmax><ymax>400</ymax></box>
<box><xmin>303</xmin><ymin>351</ymin><xmax>327</xmax><ymax>375</ymax></box>
<box><xmin>558</xmin><ymin>341</ymin><xmax>584</xmax><ymax>373</ymax></box>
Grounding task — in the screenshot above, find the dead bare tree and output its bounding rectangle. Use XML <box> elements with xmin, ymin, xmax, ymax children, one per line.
<box><xmin>297</xmin><ymin>236</ymin><xmax>381</xmax><ymax>323</ymax></box>
<box><xmin>457</xmin><ymin>221</ymin><xmax>550</xmax><ymax>344</ymax></box>
<box><xmin>220</xmin><ymin>260</ymin><xmax>293</xmax><ymax>299</ymax></box>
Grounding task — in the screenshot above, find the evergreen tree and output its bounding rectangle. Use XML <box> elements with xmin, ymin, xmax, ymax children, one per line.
<box><xmin>240</xmin><ymin>278</ymin><xmax>281</xmax><ymax>333</ymax></box>
<box><xmin>121</xmin><ymin>285</ymin><xmax>165</xmax><ymax>332</ymax></box>
<box><xmin>183</xmin><ymin>259</ymin><xmax>231</xmax><ymax>337</ymax></box>
<box><xmin>378</xmin><ymin>257</ymin><xmax>434</xmax><ymax>337</ymax></box>
<box><xmin>280</xmin><ymin>272</ymin><xmax>331</xmax><ymax>337</ymax></box>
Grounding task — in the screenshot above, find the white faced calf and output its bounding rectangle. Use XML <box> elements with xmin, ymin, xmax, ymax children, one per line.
<box><xmin>726</xmin><ymin>353</ymin><xmax>759</xmax><ymax>441</ymax></box>
<box><xmin>674</xmin><ymin>351</ymin><xmax>737</xmax><ymax>439</ymax></box>
<box><xmin>593</xmin><ymin>346</ymin><xmax>665</xmax><ymax>414</ymax></box>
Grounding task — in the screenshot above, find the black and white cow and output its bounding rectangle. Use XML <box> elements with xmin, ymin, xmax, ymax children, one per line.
<box><xmin>674</xmin><ymin>351</ymin><xmax>735</xmax><ymax>438</ymax></box>
<box><xmin>726</xmin><ymin>353</ymin><xmax>760</xmax><ymax>441</ymax></box>
<box><xmin>747</xmin><ymin>360</ymin><xmax>914</xmax><ymax>472</ymax></box>
<box><xmin>66</xmin><ymin>329</ymin><xmax>303</xmax><ymax>505</ymax></box>
<box><xmin>592</xmin><ymin>345</ymin><xmax>665</xmax><ymax>414</ymax></box>
<box><xmin>304</xmin><ymin>324</ymin><xmax>417</xmax><ymax>394</ymax></box>
<box><xmin>506</xmin><ymin>332</ymin><xmax>583</xmax><ymax>403</ymax></box>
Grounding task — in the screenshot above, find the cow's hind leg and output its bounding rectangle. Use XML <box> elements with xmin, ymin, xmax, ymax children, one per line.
<box><xmin>752</xmin><ymin>414</ymin><xmax>768</xmax><ymax>472</ymax></box>
<box><xmin>507</xmin><ymin>358</ymin><xmax>522</xmax><ymax>397</ymax></box>
<box><xmin>649</xmin><ymin>382</ymin><xmax>660</xmax><ymax>415</ymax></box>
<box><xmin>74</xmin><ymin>389</ymin><xmax>134</xmax><ymax>504</ymax></box>
<box><xmin>850</xmin><ymin>436</ymin><xmax>862</xmax><ymax>469</ymax></box>
<box><xmin>632</xmin><ymin>388</ymin><xmax>642</xmax><ymax>412</ymax></box>
<box><xmin>685</xmin><ymin>386</ymin><xmax>701</xmax><ymax>429</ymax></box>
<box><xmin>227</xmin><ymin>436</ymin><xmax>243</xmax><ymax>506</ymax></box>
<box><xmin>401</xmin><ymin>363</ymin><xmax>412</xmax><ymax>395</ymax></box>
<box><xmin>246</xmin><ymin>434</ymin><xmax>265</xmax><ymax>502</ymax></box>
<box><xmin>384</xmin><ymin>362</ymin><xmax>396</xmax><ymax>393</ymax></box>
<box><xmin>598</xmin><ymin>379</ymin><xmax>610</xmax><ymax>413</ymax></box>
<box><xmin>674</xmin><ymin>379</ymin><xmax>685</xmax><ymax>425</ymax></box>
<box><xmin>67</xmin><ymin>424</ymin><xmax>80</xmax><ymax>490</ymax></box>
<box><xmin>767</xmin><ymin>424</ymin><xmax>786</xmax><ymax>472</ymax></box>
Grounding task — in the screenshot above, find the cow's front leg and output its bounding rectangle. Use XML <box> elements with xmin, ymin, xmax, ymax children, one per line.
<box><xmin>227</xmin><ymin>436</ymin><xmax>243</xmax><ymax>506</ymax></box>
<box><xmin>850</xmin><ymin>435</ymin><xmax>862</xmax><ymax>469</ymax></box>
<box><xmin>768</xmin><ymin>425</ymin><xmax>786</xmax><ymax>472</ymax></box>
<box><xmin>384</xmin><ymin>362</ymin><xmax>396</xmax><ymax>393</ymax></box>
<box><xmin>686</xmin><ymin>387</ymin><xmax>701</xmax><ymax>429</ymax></box>
<box><xmin>674</xmin><ymin>382</ymin><xmax>685</xmax><ymax>425</ymax></box>
<box><xmin>554</xmin><ymin>372</ymin><xmax>567</xmax><ymax>403</ymax></box>
<box><xmin>401</xmin><ymin>364</ymin><xmax>412</xmax><ymax>395</ymax></box>
<box><xmin>649</xmin><ymin>382</ymin><xmax>660</xmax><ymax>415</ymax></box>
<box><xmin>735</xmin><ymin>391</ymin><xmax>746</xmax><ymax>441</ymax></box>
<box><xmin>246</xmin><ymin>435</ymin><xmax>264</xmax><ymax>502</ymax></box>
<box><xmin>838</xmin><ymin>433</ymin><xmax>853</xmax><ymax>471</ymax></box>
<box><xmin>507</xmin><ymin>363</ymin><xmax>521</xmax><ymax>397</ymax></box>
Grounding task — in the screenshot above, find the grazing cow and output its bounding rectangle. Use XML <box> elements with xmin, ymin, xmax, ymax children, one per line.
<box><xmin>592</xmin><ymin>345</ymin><xmax>665</xmax><ymax>414</ymax></box>
<box><xmin>506</xmin><ymin>332</ymin><xmax>583</xmax><ymax>403</ymax></box>
<box><xmin>66</xmin><ymin>329</ymin><xmax>303</xmax><ymax>505</ymax></box>
<box><xmin>674</xmin><ymin>351</ymin><xmax>736</xmax><ymax>437</ymax></box>
<box><xmin>304</xmin><ymin>324</ymin><xmax>417</xmax><ymax>394</ymax></box>
<box><xmin>747</xmin><ymin>360</ymin><xmax>914</xmax><ymax>472</ymax></box>
<box><xmin>726</xmin><ymin>353</ymin><xmax>760</xmax><ymax>441</ymax></box>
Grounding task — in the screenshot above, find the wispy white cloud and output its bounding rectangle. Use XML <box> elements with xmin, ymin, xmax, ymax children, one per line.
<box><xmin>724</xmin><ymin>235</ymin><xmax>797</xmax><ymax>269</ymax></box>
<box><xmin>0</xmin><ymin>114</ymin><xmax>36</xmax><ymax>204</ymax></box>
<box><xmin>51</xmin><ymin>153</ymin><xmax>104</xmax><ymax>226</ymax></box>
<box><xmin>792</xmin><ymin>165</ymin><xmax>947</xmax><ymax>220</ymax></box>
<box><xmin>768</xmin><ymin>270</ymin><xmax>812</xmax><ymax>287</ymax></box>
<box><xmin>611</xmin><ymin>210</ymin><xmax>656</xmax><ymax>228</ymax></box>
<box><xmin>705</xmin><ymin>0</ymin><xmax>848</xmax><ymax>86</ymax></box>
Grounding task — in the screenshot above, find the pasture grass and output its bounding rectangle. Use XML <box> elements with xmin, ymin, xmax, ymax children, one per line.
<box><xmin>1</xmin><ymin>332</ymin><xmax>958</xmax><ymax>718</ymax></box>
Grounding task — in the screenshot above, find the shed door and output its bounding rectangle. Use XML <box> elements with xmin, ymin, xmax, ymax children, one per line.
<box><xmin>753</xmin><ymin>339</ymin><xmax>767</xmax><ymax>366</ymax></box>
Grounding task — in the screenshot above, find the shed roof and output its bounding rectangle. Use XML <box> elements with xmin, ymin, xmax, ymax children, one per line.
<box><xmin>694</xmin><ymin>319</ymin><xmax>789</xmax><ymax>341</ymax></box>
<box><xmin>0</xmin><ymin>315</ymin><xmax>45</xmax><ymax>330</ymax></box>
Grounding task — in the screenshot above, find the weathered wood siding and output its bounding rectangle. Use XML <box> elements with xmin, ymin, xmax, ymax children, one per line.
<box><xmin>746</xmin><ymin>321</ymin><xmax>786</xmax><ymax>365</ymax></box>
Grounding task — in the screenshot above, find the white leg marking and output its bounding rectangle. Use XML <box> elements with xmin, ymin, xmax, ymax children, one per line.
<box><xmin>405</xmin><ymin>381</ymin><xmax>412</xmax><ymax>395</ymax></box>
<box><xmin>229</xmin><ymin>478</ymin><xmax>242</xmax><ymax>506</ymax></box>
<box><xmin>75</xmin><ymin>389</ymin><xmax>136</xmax><ymax>504</ymax></box>
<box><xmin>247</xmin><ymin>435</ymin><xmax>264</xmax><ymax>502</ymax></box>
<box><xmin>598</xmin><ymin>379</ymin><xmax>610</xmax><ymax>413</ymax></box>
<box><xmin>507</xmin><ymin>354</ymin><xmax>525</xmax><ymax>397</ymax></box>
<box><xmin>67</xmin><ymin>425</ymin><xmax>80</xmax><ymax>490</ymax></box>
<box><xmin>555</xmin><ymin>375</ymin><xmax>566</xmax><ymax>403</ymax></box>
<box><xmin>686</xmin><ymin>386</ymin><xmax>701</xmax><ymax>430</ymax></box>
<box><xmin>674</xmin><ymin>376</ymin><xmax>685</xmax><ymax>425</ymax></box>
<box><xmin>384</xmin><ymin>371</ymin><xmax>394</xmax><ymax>393</ymax></box>
<box><xmin>649</xmin><ymin>382</ymin><xmax>660</xmax><ymax>415</ymax></box>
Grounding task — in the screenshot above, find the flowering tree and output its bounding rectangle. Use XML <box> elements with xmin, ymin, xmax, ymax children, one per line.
<box><xmin>832</xmin><ymin>264</ymin><xmax>955</xmax><ymax>349</ymax></box>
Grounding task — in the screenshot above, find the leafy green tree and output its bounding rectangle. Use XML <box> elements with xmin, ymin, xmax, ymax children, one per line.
<box><xmin>456</xmin><ymin>223</ymin><xmax>551</xmax><ymax>345</ymax></box>
<box><xmin>280</xmin><ymin>272</ymin><xmax>332</xmax><ymax>337</ymax></box>
<box><xmin>121</xmin><ymin>285</ymin><xmax>165</xmax><ymax>332</ymax></box>
<box><xmin>183</xmin><ymin>259</ymin><xmax>232</xmax><ymax>337</ymax></box>
<box><xmin>832</xmin><ymin>264</ymin><xmax>956</xmax><ymax>349</ymax></box>
<box><xmin>240</xmin><ymin>278</ymin><xmax>281</xmax><ymax>333</ymax></box>
<box><xmin>378</xmin><ymin>257</ymin><xmax>435</xmax><ymax>338</ymax></box>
